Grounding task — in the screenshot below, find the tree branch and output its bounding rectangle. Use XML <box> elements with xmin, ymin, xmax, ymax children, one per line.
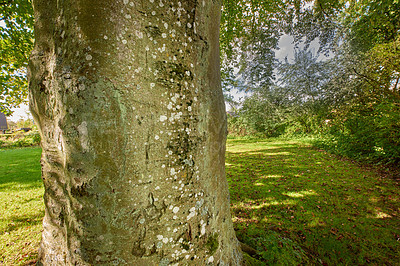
<box><xmin>318</xmin><ymin>2</ymin><xmax>330</xmax><ymax>19</ymax></box>
<box><xmin>393</xmin><ymin>75</ymin><xmax>400</xmax><ymax>94</ymax></box>
<box><xmin>352</xmin><ymin>68</ymin><xmax>381</xmax><ymax>89</ymax></box>
<box><xmin>353</xmin><ymin>68</ymin><xmax>400</xmax><ymax>99</ymax></box>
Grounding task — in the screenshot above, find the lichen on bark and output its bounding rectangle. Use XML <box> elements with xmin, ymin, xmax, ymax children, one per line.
<box><xmin>29</xmin><ymin>0</ymin><xmax>243</xmax><ymax>265</ymax></box>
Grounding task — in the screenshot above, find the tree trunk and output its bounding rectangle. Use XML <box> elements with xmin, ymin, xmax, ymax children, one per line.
<box><xmin>29</xmin><ymin>0</ymin><xmax>242</xmax><ymax>265</ymax></box>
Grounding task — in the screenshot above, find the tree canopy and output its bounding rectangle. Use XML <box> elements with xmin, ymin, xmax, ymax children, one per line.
<box><xmin>0</xmin><ymin>0</ymin><xmax>33</xmax><ymax>115</ymax></box>
<box><xmin>2</xmin><ymin>0</ymin><xmax>400</xmax><ymax>166</ymax></box>
<box><xmin>225</xmin><ymin>0</ymin><xmax>400</xmax><ymax>164</ymax></box>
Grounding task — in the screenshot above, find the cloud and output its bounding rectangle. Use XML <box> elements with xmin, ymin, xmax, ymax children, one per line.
<box><xmin>9</xmin><ymin>104</ymin><xmax>30</xmax><ymax>122</ymax></box>
<box><xmin>274</xmin><ymin>35</ymin><xmax>295</xmax><ymax>61</ymax></box>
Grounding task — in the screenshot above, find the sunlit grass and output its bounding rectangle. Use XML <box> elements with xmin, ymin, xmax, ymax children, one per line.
<box><xmin>226</xmin><ymin>138</ymin><xmax>400</xmax><ymax>265</ymax></box>
<box><xmin>2</xmin><ymin>140</ymin><xmax>400</xmax><ymax>265</ymax></box>
<box><xmin>0</xmin><ymin>147</ymin><xmax>43</xmax><ymax>265</ymax></box>
<box><xmin>284</xmin><ymin>190</ymin><xmax>318</xmax><ymax>198</ymax></box>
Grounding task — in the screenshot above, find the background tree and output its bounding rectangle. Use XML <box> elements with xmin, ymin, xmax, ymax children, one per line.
<box><xmin>227</xmin><ymin>0</ymin><xmax>400</xmax><ymax>164</ymax></box>
<box><xmin>275</xmin><ymin>50</ymin><xmax>333</xmax><ymax>133</ymax></box>
<box><xmin>220</xmin><ymin>0</ymin><xmax>291</xmax><ymax>92</ymax></box>
<box><xmin>30</xmin><ymin>0</ymin><xmax>242</xmax><ymax>264</ymax></box>
<box><xmin>0</xmin><ymin>0</ymin><xmax>33</xmax><ymax>115</ymax></box>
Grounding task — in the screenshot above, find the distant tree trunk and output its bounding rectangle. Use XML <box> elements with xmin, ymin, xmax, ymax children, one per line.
<box><xmin>29</xmin><ymin>0</ymin><xmax>242</xmax><ymax>265</ymax></box>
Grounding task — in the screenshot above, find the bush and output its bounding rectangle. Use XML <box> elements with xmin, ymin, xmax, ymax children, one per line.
<box><xmin>0</xmin><ymin>131</ymin><xmax>41</xmax><ymax>148</ymax></box>
<box><xmin>316</xmin><ymin>100</ymin><xmax>400</xmax><ymax>165</ymax></box>
<box><xmin>227</xmin><ymin>96</ymin><xmax>288</xmax><ymax>138</ymax></box>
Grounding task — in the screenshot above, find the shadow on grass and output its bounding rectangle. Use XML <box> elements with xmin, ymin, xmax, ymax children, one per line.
<box><xmin>1</xmin><ymin>211</ymin><xmax>44</xmax><ymax>234</ymax></box>
<box><xmin>226</xmin><ymin>139</ymin><xmax>400</xmax><ymax>265</ymax></box>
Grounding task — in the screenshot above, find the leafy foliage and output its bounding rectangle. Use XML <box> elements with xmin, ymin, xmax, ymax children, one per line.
<box><xmin>319</xmin><ymin>98</ymin><xmax>400</xmax><ymax>165</ymax></box>
<box><xmin>228</xmin><ymin>50</ymin><xmax>335</xmax><ymax>137</ymax></box>
<box><xmin>220</xmin><ymin>0</ymin><xmax>294</xmax><ymax>91</ymax></box>
<box><xmin>227</xmin><ymin>0</ymin><xmax>400</xmax><ymax>166</ymax></box>
<box><xmin>0</xmin><ymin>0</ymin><xmax>34</xmax><ymax>115</ymax></box>
<box><xmin>0</xmin><ymin>130</ymin><xmax>40</xmax><ymax>148</ymax></box>
<box><xmin>343</xmin><ymin>0</ymin><xmax>400</xmax><ymax>53</ymax></box>
<box><xmin>317</xmin><ymin>33</ymin><xmax>400</xmax><ymax>165</ymax></box>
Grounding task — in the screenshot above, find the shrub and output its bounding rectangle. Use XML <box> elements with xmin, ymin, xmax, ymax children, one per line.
<box><xmin>0</xmin><ymin>131</ymin><xmax>41</xmax><ymax>148</ymax></box>
<box><xmin>316</xmin><ymin>100</ymin><xmax>400</xmax><ymax>165</ymax></box>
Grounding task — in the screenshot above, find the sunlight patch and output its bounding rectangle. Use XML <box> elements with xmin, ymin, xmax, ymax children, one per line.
<box><xmin>264</xmin><ymin>152</ymin><xmax>292</xmax><ymax>156</ymax></box>
<box><xmin>369</xmin><ymin>196</ymin><xmax>378</xmax><ymax>203</ymax></box>
<box><xmin>375</xmin><ymin>211</ymin><xmax>392</xmax><ymax>219</ymax></box>
<box><xmin>261</xmin><ymin>174</ymin><xmax>282</xmax><ymax>179</ymax></box>
<box><xmin>233</xmin><ymin>199</ymin><xmax>298</xmax><ymax>210</ymax></box>
<box><xmin>284</xmin><ymin>190</ymin><xmax>317</xmax><ymax>198</ymax></box>
<box><xmin>307</xmin><ymin>217</ymin><xmax>326</xmax><ymax>227</ymax></box>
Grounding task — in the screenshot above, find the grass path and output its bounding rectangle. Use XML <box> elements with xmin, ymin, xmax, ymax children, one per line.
<box><xmin>1</xmin><ymin>140</ymin><xmax>399</xmax><ymax>265</ymax></box>
<box><xmin>226</xmin><ymin>138</ymin><xmax>400</xmax><ymax>265</ymax></box>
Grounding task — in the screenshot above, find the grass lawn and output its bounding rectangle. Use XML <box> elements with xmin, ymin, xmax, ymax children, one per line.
<box><xmin>0</xmin><ymin>147</ymin><xmax>43</xmax><ymax>265</ymax></box>
<box><xmin>1</xmin><ymin>139</ymin><xmax>399</xmax><ymax>265</ymax></box>
<box><xmin>226</xmin><ymin>138</ymin><xmax>400</xmax><ymax>265</ymax></box>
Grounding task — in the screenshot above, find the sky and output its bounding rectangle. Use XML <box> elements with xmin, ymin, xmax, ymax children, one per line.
<box><xmin>9</xmin><ymin>104</ymin><xmax>31</xmax><ymax>122</ymax></box>
<box><xmin>275</xmin><ymin>35</ymin><xmax>295</xmax><ymax>62</ymax></box>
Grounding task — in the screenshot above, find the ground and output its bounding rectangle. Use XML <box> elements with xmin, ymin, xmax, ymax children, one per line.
<box><xmin>1</xmin><ymin>139</ymin><xmax>399</xmax><ymax>265</ymax></box>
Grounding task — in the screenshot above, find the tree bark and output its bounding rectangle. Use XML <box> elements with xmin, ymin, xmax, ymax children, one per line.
<box><xmin>29</xmin><ymin>0</ymin><xmax>242</xmax><ymax>265</ymax></box>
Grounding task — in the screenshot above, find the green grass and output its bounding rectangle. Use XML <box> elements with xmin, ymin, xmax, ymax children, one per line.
<box><xmin>0</xmin><ymin>147</ymin><xmax>43</xmax><ymax>265</ymax></box>
<box><xmin>1</xmin><ymin>140</ymin><xmax>400</xmax><ymax>265</ymax></box>
<box><xmin>226</xmin><ymin>138</ymin><xmax>400</xmax><ymax>265</ymax></box>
